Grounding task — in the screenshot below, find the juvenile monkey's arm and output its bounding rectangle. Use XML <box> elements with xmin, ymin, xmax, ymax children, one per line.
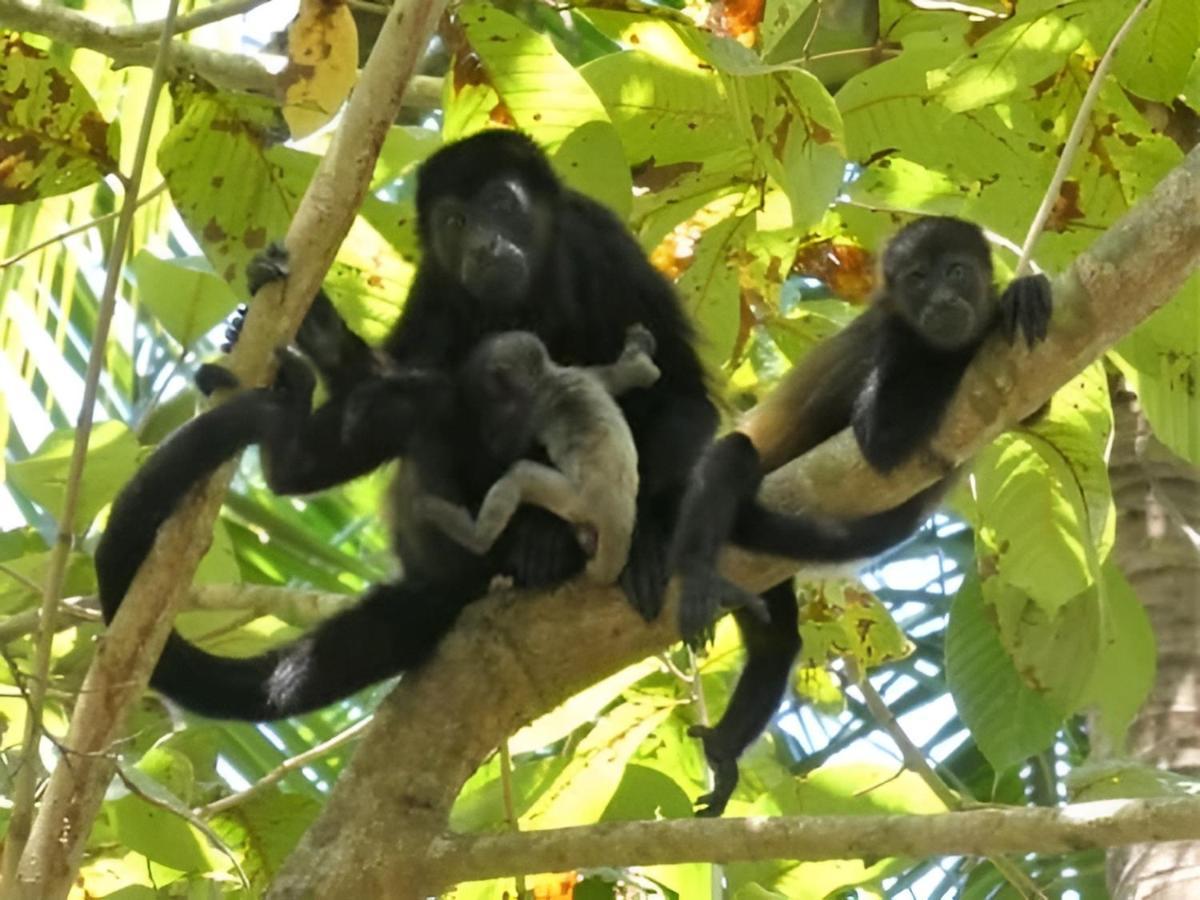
<box><xmin>418</xmin><ymin>461</ymin><xmax>585</xmax><ymax>555</ymax></box>
<box><xmin>589</xmin><ymin>324</ymin><xmax>661</xmax><ymax>395</ymax></box>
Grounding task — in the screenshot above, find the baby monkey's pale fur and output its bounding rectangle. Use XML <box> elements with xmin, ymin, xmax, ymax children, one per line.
<box><xmin>418</xmin><ymin>325</ymin><xmax>659</xmax><ymax>584</ymax></box>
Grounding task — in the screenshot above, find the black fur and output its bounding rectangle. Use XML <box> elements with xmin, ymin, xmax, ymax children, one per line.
<box><xmin>669</xmin><ymin>216</ymin><xmax>1053</xmax><ymax>814</ymax></box>
<box><xmin>96</xmin><ymin>130</ymin><xmax>718</xmax><ymax>721</ymax></box>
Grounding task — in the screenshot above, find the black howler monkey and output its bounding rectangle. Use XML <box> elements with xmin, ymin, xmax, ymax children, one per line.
<box><xmin>97</xmin><ymin>130</ymin><xmax>728</xmax><ymax>720</ymax></box>
<box><xmin>671</xmin><ymin>216</ymin><xmax>1053</xmax><ymax>816</ymax></box>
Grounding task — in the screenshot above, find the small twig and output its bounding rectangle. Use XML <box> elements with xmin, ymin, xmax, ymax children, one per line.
<box><xmin>0</xmin><ymin>183</ymin><xmax>168</xmax><ymax>270</ymax></box>
<box><xmin>845</xmin><ymin>663</ymin><xmax>958</xmax><ymax>808</ymax></box>
<box><xmin>1014</xmin><ymin>0</ymin><xmax>1152</xmax><ymax>276</ymax></box>
<box><xmin>799</xmin><ymin>0</ymin><xmax>823</xmax><ymax>59</ymax></box>
<box><xmin>846</xmin><ymin>665</ymin><xmax>1045</xmax><ymax>899</ymax></box>
<box><xmin>0</xmin><ymin>597</ymin><xmax>100</xmax><ymax>646</ymax></box>
<box><xmin>498</xmin><ymin>741</ymin><xmax>527</xmax><ymax>899</ymax></box>
<box><xmin>118</xmin><ymin>0</ymin><xmax>272</xmax><ymax>41</ymax></box>
<box><xmin>656</xmin><ymin>652</ymin><xmax>693</xmax><ymax>683</ymax></box>
<box><xmin>0</xmin><ymin>563</ymin><xmax>42</xmax><ymax>593</ymax></box>
<box><xmin>114</xmin><ymin>762</ymin><xmax>251</xmax><ymax>889</ymax></box>
<box><xmin>3</xmin><ymin>1</ymin><xmax>182</xmax><ymax>890</ymax></box>
<box><xmin>197</xmin><ymin>716</ymin><xmax>373</xmax><ymax>817</ymax></box>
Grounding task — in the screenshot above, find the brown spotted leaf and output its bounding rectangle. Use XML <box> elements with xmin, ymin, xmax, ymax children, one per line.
<box><xmin>280</xmin><ymin>0</ymin><xmax>359</xmax><ymax>139</ymax></box>
<box><xmin>0</xmin><ymin>33</ymin><xmax>119</xmax><ymax>204</ymax></box>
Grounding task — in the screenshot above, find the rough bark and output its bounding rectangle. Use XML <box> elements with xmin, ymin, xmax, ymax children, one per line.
<box><xmin>268</xmin><ymin>148</ymin><xmax>1200</xmax><ymax>897</ymax></box>
<box><xmin>1107</xmin><ymin>378</ymin><xmax>1200</xmax><ymax>899</ymax></box>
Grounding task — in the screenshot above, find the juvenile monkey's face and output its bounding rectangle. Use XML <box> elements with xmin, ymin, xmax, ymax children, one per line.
<box><xmin>891</xmin><ymin>250</ymin><xmax>996</xmax><ymax>351</ymax></box>
<box><xmin>462</xmin><ymin>332</ymin><xmax>548</xmax><ymax>462</ymax></box>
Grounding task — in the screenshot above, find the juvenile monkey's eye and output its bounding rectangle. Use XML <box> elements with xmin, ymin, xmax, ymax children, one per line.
<box><xmin>444</xmin><ymin>212</ymin><xmax>465</xmax><ymax>230</ymax></box>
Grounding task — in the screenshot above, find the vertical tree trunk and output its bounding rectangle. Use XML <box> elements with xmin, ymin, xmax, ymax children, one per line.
<box><xmin>1107</xmin><ymin>376</ymin><xmax>1200</xmax><ymax>898</ymax></box>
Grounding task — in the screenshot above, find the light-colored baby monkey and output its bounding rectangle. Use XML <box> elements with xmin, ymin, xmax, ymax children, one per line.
<box><xmin>416</xmin><ymin>325</ymin><xmax>660</xmax><ymax>584</ymax></box>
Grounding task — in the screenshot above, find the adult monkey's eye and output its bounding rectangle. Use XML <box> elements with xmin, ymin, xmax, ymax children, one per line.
<box><xmin>946</xmin><ymin>262</ymin><xmax>967</xmax><ymax>283</ymax></box>
<box><xmin>444</xmin><ymin>211</ymin><xmax>465</xmax><ymax>230</ymax></box>
<box><xmin>906</xmin><ymin>268</ymin><xmax>928</xmax><ymax>288</ymax></box>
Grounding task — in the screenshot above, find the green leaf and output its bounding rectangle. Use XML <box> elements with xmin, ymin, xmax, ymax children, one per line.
<box><xmin>551</xmin><ymin>120</ymin><xmax>632</xmax><ymax>219</ymax></box>
<box><xmin>725</xmin><ymin>68</ymin><xmax>846</xmax><ymax>230</ymax></box>
<box><xmin>0</xmin><ymin>34</ymin><xmax>119</xmax><ymax>203</ymax></box>
<box><xmin>945</xmin><ymin>575</ymin><xmax>1062</xmax><ymax>773</ymax></box>
<box><xmin>509</xmin><ymin>656</ymin><xmax>658</xmax><ymax>754</ymax></box>
<box><xmin>159</xmin><ymin>91</ymin><xmax>410</xmax><ymax>342</ymax></box>
<box><xmin>675</xmin><ymin>213</ymin><xmax>750</xmax><ymax>370</ymax></box>
<box><xmin>8</xmin><ymin>421</ymin><xmax>141</xmax><ymax>527</ymax></box>
<box><xmin>582</xmin><ymin>50</ymin><xmax>747</xmax><ymax>168</ymax></box>
<box><xmin>1113</xmin><ymin>273</ymin><xmax>1200</xmax><ymax>465</ymax></box>
<box><xmin>1113</xmin><ymin>0</ymin><xmax>1200</xmax><ymax>103</ymax></box>
<box><xmin>521</xmin><ymin>702</ymin><xmax>672</xmax><ymax>830</ymax></box>
<box><xmin>212</xmin><ymin>789</ymin><xmax>321</xmax><ymax>890</ymax></box>
<box><xmin>1023</xmin><ymin>361</ymin><xmax>1116</xmax><ymax>555</ymax></box>
<box><xmin>131</xmin><ymin>252</ymin><xmax>240</xmax><ymax>347</ymax></box>
<box><xmin>1070</xmin><ymin>759</ymin><xmax>1199</xmax><ymax>802</ymax></box>
<box><xmin>1080</xmin><ymin>562</ymin><xmax>1156</xmax><ymax>746</ymax></box>
<box><xmin>728</xmin><ymin>764</ymin><xmax>944</xmax><ymax>899</ymax></box>
<box><xmin>972</xmin><ymin>366</ymin><xmax>1115</xmax><ymax>619</ymax></box>
<box><xmin>934</xmin><ymin>14</ymin><xmax>1084</xmax><ymax>113</ymax></box>
<box><xmin>109</xmin><ymin>750</ymin><xmax>220</xmax><ymax>874</ymax></box>
<box><xmin>450</xmin><ymin>753</ymin><xmax>571</xmax><ymax>833</ymax></box>
<box><xmin>459</xmin><ymin>4</ymin><xmax>609</xmax><ymax>148</ymax></box>
<box><xmin>986</xmin><ymin>580</ymin><xmax>1101</xmax><ymax>716</ymax></box>
<box><xmin>601</xmin><ymin>763</ymin><xmax>694</xmax><ymax>820</ymax></box>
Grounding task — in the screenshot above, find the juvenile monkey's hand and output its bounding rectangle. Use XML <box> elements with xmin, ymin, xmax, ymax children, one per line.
<box><xmin>1000</xmin><ymin>273</ymin><xmax>1052</xmax><ymax>349</ymax></box>
<box><xmin>623</xmin><ymin>323</ymin><xmax>657</xmax><ymax>358</ymax></box>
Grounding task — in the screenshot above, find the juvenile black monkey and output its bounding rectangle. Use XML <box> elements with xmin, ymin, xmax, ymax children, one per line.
<box><xmin>416</xmin><ymin>325</ymin><xmax>661</xmax><ymax>585</ymax></box>
<box><xmin>670</xmin><ymin>216</ymin><xmax>1053</xmax><ymax>815</ymax></box>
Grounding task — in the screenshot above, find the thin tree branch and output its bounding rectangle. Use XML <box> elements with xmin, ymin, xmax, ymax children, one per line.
<box><xmin>428</xmin><ymin>797</ymin><xmax>1200</xmax><ymax>883</ymax></box>
<box><xmin>0</xmin><ymin>0</ymin><xmax>276</xmax><ymax>95</ymax></box>
<box><xmin>1015</xmin><ymin>0</ymin><xmax>1151</xmax><ymax>276</ymax></box>
<box><xmin>118</xmin><ymin>0</ymin><xmax>271</xmax><ymax>42</ymax></box>
<box><xmin>269</xmin><ymin>144</ymin><xmax>1200</xmax><ymax>897</ymax></box>
<box><xmin>0</xmin><ymin>184</ymin><xmax>169</xmax><ymax>271</ymax></box>
<box><xmin>197</xmin><ymin>716</ymin><xmax>373</xmax><ymax>817</ymax></box>
<box><xmin>14</xmin><ymin>0</ymin><xmax>448</xmax><ymax>895</ymax></box>
<box><xmin>845</xmin><ymin>666</ymin><xmax>1045</xmax><ymax>900</ymax></box>
<box><xmin>3</xmin><ymin>1</ymin><xmax>182</xmax><ymax>891</ymax></box>
<box><xmin>0</xmin><ymin>0</ymin><xmax>443</xmax><ymax>107</ymax></box>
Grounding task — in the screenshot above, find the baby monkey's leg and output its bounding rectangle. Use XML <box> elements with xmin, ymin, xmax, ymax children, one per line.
<box><xmin>418</xmin><ymin>461</ymin><xmax>585</xmax><ymax>556</ymax></box>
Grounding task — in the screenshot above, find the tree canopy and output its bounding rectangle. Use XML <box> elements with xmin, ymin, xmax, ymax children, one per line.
<box><xmin>0</xmin><ymin>0</ymin><xmax>1198</xmax><ymax>897</ymax></box>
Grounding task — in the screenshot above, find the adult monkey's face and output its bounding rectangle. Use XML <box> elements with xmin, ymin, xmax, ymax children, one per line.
<box><xmin>429</xmin><ymin>176</ymin><xmax>551</xmax><ymax>305</ymax></box>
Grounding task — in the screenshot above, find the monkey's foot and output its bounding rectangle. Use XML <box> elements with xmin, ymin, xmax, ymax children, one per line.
<box><xmin>246</xmin><ymin>242</ymin><xmax>290</xmax><ymax>296</ymax></box>
<box><xmin>620</xmin><ymin>518</ymin><xmax>670</xmax><ymax>621</ymax></box>
<box><xmin>687</xmin><ymin>724</ymin><xmax>739</xmax><ymax>817</ymax></box>
<box><xmin>195</xmin><ymin>363</ymin><xmax>240</xmax><ymax>396</ymax></box>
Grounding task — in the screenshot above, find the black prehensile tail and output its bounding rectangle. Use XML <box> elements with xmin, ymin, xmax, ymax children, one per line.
<box><xmin>95</xmin><ymin>390</ymin><xmax>467</xmax><ymax>721</ymax></box>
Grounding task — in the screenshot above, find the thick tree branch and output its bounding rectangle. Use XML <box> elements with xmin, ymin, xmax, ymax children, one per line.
<box><xmin>0</xmin><ymin>0</ymin><xmax>442</xmax><ymax>107</ymax></box>
<box><xmin>430</xmin><ymin>797</ymin><xmax>1200</xmax><ymax>882</ymax></box>
<box><xmin>13</xmin><ymin>0</ymin><xmax>448</xmax><ymax>897</ymax></box>
<box><xmin>271</xmin><ymin>145</ymin><xmax>1200</xmax><ymax>897</ymax></box>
